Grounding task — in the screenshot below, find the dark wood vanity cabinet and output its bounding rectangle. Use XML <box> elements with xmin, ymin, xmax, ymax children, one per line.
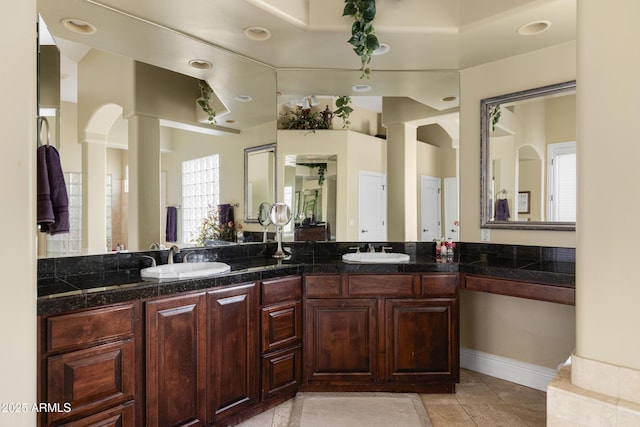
<box><xmin>207</xmin><ymin>283</ymin><xmax>259</xmax><ymax>424</ymax></box>
<box><xmin>38</xmin><ymin>270</ymin><xmax>460</xmax><ymax>425</ymax></box>
<box><xmin>260</xmin><ymin>276</ymin><xmax>303</xmax><ymax>402</ymax></box>
<box><xmin>145</xmin><ymin>283</ymin><xmax>259</xmax><ymax>427</ymax></box>
<box><xmin>38</xmin><ymin>302</ymin><xmax>141</xmax><ymax>427</ymax></box>
<box><xmin>145</xmin><ymin>292</ymin><xmax>207</xmax><ymax>427</ymax></box>
<box><xmin>303</xmin><ymin>273</ymin><xmax>459</xmax><ymax>393</ymax></box>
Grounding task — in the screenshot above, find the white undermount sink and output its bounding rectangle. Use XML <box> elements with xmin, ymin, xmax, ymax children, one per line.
<box><xmin>141</xmin><ymin>262</ymin><xmax>231</xmax><ymax>280</ymax></box>
<box><xmin>342</xmin><ymin>252</ymin><xmax>410</xmax><ymax>264</ymax></box>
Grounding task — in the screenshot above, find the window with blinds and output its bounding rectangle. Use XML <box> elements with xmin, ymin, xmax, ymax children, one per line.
<box><xmin>547</xmin><ymin>142</ymin><xmax>576</xmax><ymax>222</ymax></box>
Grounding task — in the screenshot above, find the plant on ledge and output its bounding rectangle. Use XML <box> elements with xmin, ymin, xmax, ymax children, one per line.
<box><xmin>343</xmin><ymin>0</ymin><xmax>379</xmax><ymax>79</ymax></box>
<box><xmin>197</xmin><ymin>79</ymin><xmax>217</xmax><ymax>125</ymax></box>
<box><xmin>280</xmin><ymin>96</ymin><xmax>353</xmax><ymax>130</ymax></box>
<box><xmin>281</xmin><ymin>106</ymin><xmax>327</xmax><ymax>130</ymax></box>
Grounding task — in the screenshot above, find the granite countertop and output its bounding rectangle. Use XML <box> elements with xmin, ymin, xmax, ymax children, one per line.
<box><xmin>37</xmin><ymin>243</ymin><xmax>575</xmax><ymax>316</ymax></box>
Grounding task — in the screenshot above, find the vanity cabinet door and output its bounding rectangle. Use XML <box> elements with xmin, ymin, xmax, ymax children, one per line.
<box><xmin>304</xmin><ymin>298</ymin><xmax>378</xmax><ymax>385</ymax></box>
<box><xmin>145</xmin><ymin>292</ymin><xmax>207</xmax><ymax>427</ymax></box>
<box><xmin>207</xmin><ymin>283</ymin><xmax>259</xmax><ymax>424</ymax></box>
<box><xmin>385</xmin><ymin>298</ymin><xmax>458</xmax><ymax>390</ymax></box>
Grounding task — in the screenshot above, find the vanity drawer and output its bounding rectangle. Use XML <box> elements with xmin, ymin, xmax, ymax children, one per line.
<box><xmin>46</xmin><ymin>339</ymin><xmax>135</xmax><ymax>424</ymax></box>
<box><xmin>348</xmin><ymin>274</ymin><xmax>417</xmax><ymax>297</ymax></box>
<box><xmin>305</xmin><ymin>274</ymin><xmax>342</xmax><ymax>297</ymax></box>
<box><xmin>262</xmin><ymin>345</ymin><xmax>302</xmax><ymax>401</ymax></box>
<box><xmin>421</xmin><ymin>274</ymin><xmax>458</xmax><ymax>297</ymax></box>
<box><xmin>261</xmin><ymin>276</ymin><xmax>302</xmax><ymax>306</ymax></box>
<box><xmin>46</xmin><ymin>303</ymin><xmax>136</xmax><ymax>353</ymax></box>
<box><xmin>261</xmin><ymin>301</ymin><xmax>302</xmax><ymax>353</ymax></box>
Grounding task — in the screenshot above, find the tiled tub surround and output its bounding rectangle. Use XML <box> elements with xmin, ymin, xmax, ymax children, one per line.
<box><xmin>547</xmin><ymin>354</ymin><xmax>640</xmax><ymax>426</ymax></box>
<box><xmin>37</xmin><ymin>241</ymin><xmax>575</xmax><ymax>316</ymax></box>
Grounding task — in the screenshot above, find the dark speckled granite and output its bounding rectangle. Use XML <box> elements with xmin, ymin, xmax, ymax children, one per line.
<box><xmin>37</xmin><ymin>241</ymin><xmax>574</xmax><ymax>316</ymax></box>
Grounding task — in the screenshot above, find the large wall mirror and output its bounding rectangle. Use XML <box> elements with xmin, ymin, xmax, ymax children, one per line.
<box><xmin>37</xmin><ymin>1</ymin><xmax>277</xmax><ymax>255</ymax></box>
<box><xmin>244</xmin><ymin>144</ymin><xmax>276</xmax><ymax>223</ymax></box>
<box><xmin>38</xmin><ymin>2</ymin><xmax>460</xmax><ymax>254</ymax></box>
<box><xmin>480</xmin><ymin>80</ymin><xmax>576</xmax><ymax>231</ymax></box>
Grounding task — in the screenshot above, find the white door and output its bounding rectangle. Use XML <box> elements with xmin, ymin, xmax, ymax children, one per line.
<box><xmin>420</xmin><ymin>176</ymin><xmax>441</xmax><ymax>241</ymax></box>
<box><xmin>358</xmin><ymin>171</ymin><xmax>386</xmax><ymax>241</ymax></box>
<box><xmin>444</xmin><ymin>177</ymin><xmax>459</xmax><ymax>240</ymax></box>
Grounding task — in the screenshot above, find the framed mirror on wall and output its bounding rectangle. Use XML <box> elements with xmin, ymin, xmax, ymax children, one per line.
<box><xmin>244</xmin><ymin>143</ymin><xmax>276</xmax><ymax>223</ymax></box>
<box><xmin>480</xmin><ymin>80</ymin><xmax>576</xmax><ymax>231</ymax></box>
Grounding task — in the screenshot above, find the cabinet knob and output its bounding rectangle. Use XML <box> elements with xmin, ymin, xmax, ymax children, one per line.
<box><xmin>361</xmin><ymin>229</ymin><xmax>368</xmax><ymax>233</ymax></box>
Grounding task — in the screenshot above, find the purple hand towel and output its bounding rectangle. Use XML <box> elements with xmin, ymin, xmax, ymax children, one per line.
<box><xmin>37</xmin><ymin>145</ymin><xmax>55</xmax><ymax>228</ymax></box>
<box><xmin>43</xmin><ymin>145</ymin><xmax>70</xmax><ymax>234</ymax></box>
<box><xmin>166</xmin><ymin>206</ymin><xmax>178</xmax><ymax>242</ymax></box>
<box><xmin>495</xmin><ymin>198</ymin><xmax>510</xmax><ymax>221</ymax></box>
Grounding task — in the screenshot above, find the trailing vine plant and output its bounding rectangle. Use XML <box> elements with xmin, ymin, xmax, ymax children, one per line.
<box><xmin>334</xmin><ymin>95</ymin><xmax>353</xmax><ymax>128</ymax></box>
<box><xmin>489</xmin><ymin>105</ymin><xmax>501</xmax><ymax>132</ymax></box>
<box><xmin>197</xmin><ymin>79</ymin><xmax>217</xmax><ymax>125</ymax></box>
<box><xmin>298</xmin><ymin>163</ymin><xmax>327</xmax><ymax>186</ymax></box>
<box><xmin>343</xmin><ymin>0</ymin><xmax>379</xmax><ymax>79</ymax></box>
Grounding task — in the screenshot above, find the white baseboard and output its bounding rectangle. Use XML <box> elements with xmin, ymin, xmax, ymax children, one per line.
<box><xmin>460</xmin><ymin>347</ymin><xmax>558</xmax><ymax>391</ymax></box>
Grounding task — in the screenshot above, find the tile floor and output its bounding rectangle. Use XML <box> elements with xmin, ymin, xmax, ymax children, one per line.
<box><xmin>238</xmin><ymin>369</ymin><xmax>547</xmax><ymax>426</ymax></box>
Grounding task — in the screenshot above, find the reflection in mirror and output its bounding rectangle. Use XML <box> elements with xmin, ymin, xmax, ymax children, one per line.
<box><xmin>277</xmin><ymin>70</ymin><xmax>460</xmax><ymax>243</ymax></box>
<box><xmin>480</xmin><ymin>80</ymin><xmax>576</xmax><ymax>230</ymax></box>
<box><xmin>283</xmin><ymin>156</ymin><xmax>337</xmax><ymax>242</ymax></box>
<box><xmin>244</xmin><ymin>144</ymin><xmax>276</xmax><ymax>223</ymax></box>
<box><xmin>36</xmin><ymin>14</ymin><xmax>277</xmax><ymax>255</ymax></box>
<box><xmin>257</xmin><ymin>202</ymin><xmax>272</xmax><ymax>242</ymax></box>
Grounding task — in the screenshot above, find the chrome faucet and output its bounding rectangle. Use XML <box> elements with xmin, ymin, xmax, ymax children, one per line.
<box><xmin>149</xmin><ymin>242</ymin><xmax>161</xmax><ymax>250</ymax></box>
<box><xmin>367</xmin><ymin>244</ymin><xmax>375</xmax><ymax>253</ymax></box>
<box><xmin>168</xmin><ymin>245</ymin><xmax>181</xmax><ymax>264</ymax></box>
<box><xmin>140</xmin><ymin>255</ymin><xmax>156</xmax><ymax>267</ymax></box>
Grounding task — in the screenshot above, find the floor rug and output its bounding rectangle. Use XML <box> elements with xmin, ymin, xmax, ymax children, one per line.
<box><xmin>288</xmin><ymin>392</ymin><xmax>432</xmax><ymax>427</ymax></box>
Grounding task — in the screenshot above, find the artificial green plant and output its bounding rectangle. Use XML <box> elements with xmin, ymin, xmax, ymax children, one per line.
<box><xmin>343</xmin><ymin>0</ymin><xmax>379</xmax><ymax>79</ymax></box>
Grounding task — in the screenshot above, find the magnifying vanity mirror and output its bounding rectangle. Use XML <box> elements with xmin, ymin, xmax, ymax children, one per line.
<box><xmin>480</xmin><ymin>80</ymin><xmax>576</xmax><ymax>231</ymax></box>
<box><xmin>257</xmin><ymin>202</ymin><xmax>272</xmax><ymax>242</ymax></box>
<box><xmin>269</xmin><ymin>202</ymin><xmax>292</xmax><ymax>258</ymax></box>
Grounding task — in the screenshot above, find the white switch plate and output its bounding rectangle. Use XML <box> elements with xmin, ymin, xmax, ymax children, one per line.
<box><xmin>481</xmin><ymin>229</ymin><xmax>491</xmax><ymax>241</ymax></box>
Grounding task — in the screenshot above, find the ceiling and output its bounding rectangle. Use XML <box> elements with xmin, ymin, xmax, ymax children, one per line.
<box><xmin>38</xmin><ymin>0</ymin><xmax>576</xmax><ymax>129</ymax></box>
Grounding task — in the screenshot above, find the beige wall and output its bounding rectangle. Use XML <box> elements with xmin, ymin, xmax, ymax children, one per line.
<box><xmin>459</xmin><ymin>42</ymin><xmax>577</xmax><ymax>369</ymax></box>
<box><xmin>576</xmin><ymin>0</ymin><xmax>640</xmax><ymax>371</ymax></box>
<box><xmin>2</xmin><ymin>1</ymin><xmax>37</xmax><ymax>424</ymax></box>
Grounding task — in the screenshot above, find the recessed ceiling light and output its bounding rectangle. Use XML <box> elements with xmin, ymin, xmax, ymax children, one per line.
<box><xmin>243</xmin><ymin>26</ymin><xmax>271</xmax><ymax>41</ymax></box>
<box><xmin>441</xmin><ymin>96</ymin><xmax>457</xmax><ymax>102</ymax></box>
<box><xmin>372</xmin><ymin>43</ymin><xmax>391</xmax><ymax>56</ymax></box>
<box><xmin>188</xmin><ymin>59</ymin><xmax>212</xmax><ymax>70</ymax></box>
<box><xmin>61</xmin><ymin>18</ymin><xmax>97</xmax><ymax>35</ymax></box>
<box><xmin>517</xmin><ymin>20</ymin><xmax>551</xmax><ymax>36</ymax></box>
<box><xmin>235</xmin><ymin>95</ymin><xmax>252</xmax><ymax>102</ymax></box>
<box><xmin>352</xmin><ymin>84</ymin><xmax>372</xmax><ymax>93</ymax></box>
